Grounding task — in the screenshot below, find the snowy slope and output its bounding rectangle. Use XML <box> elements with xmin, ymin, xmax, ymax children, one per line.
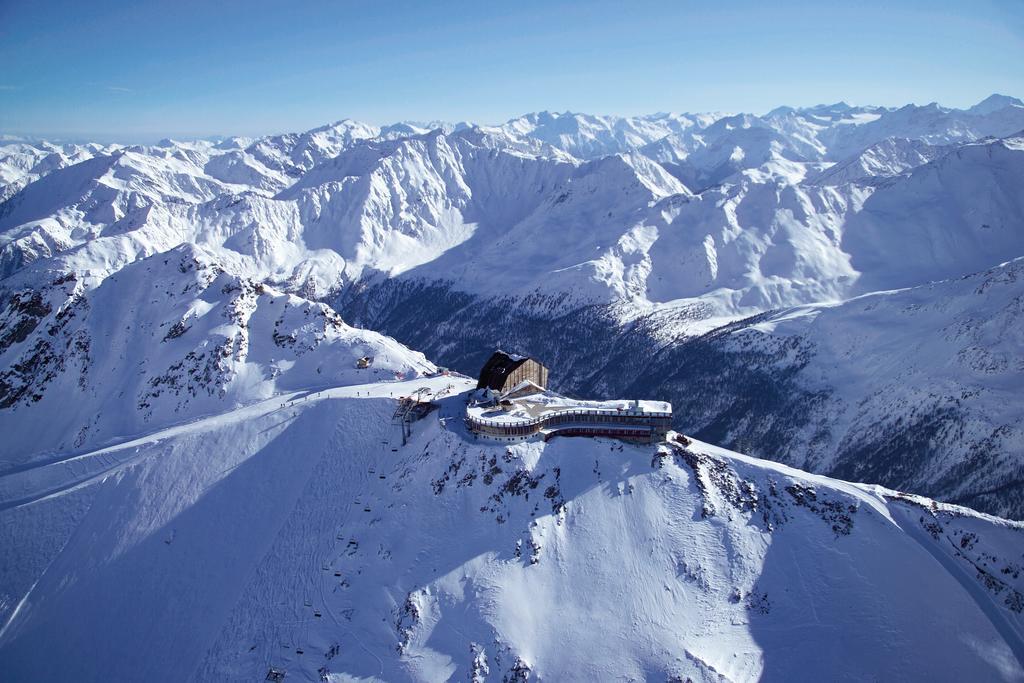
<box><xmin>630</xmin><ymin>257</ymin><xmax>1024</xmax><ymax>519</ymax></box>
<box><xmin>819</xmin><ymin>100</ymin><xmax>1024</xmax><ymax>160</ymax></box>
<box><xmin>0</xmin><ymin>146</ymin><xmax>262</xmax><ymax>280</ymax></box>
<box><xmin>640</xmin><ymin>113</ymin><xmax>822</xmax><ymax>191</ymax></box>
<box><xmin>843</xmin><ymin>134</ymin><xmax>1024</xmax><ymax>293</ymax></box>
<box><xmin>502</xmin><ymin>99</ymin><xmax>1024</xmax><ymax>172</ymax></box>
<box><xmin>241</xmin><ymin>119</ymin><xmax>381</xmax><ymax>180</ymax></box>
<box><xmin>277</xmin><ymin>128</ymin><xmax>581</xmax><ymax>283</ymax></box>
<box><xmin>807</xmin><ymin>137</ymin><xmax>952</xmax><ymax>186</ymax></box>
<box><xmin>339</xmin><ymin>128</ymin><xmax>1024</xmax><ymax>315</ymax></box>
<box><xmin>346</xmin><ymin>129</ymin><xmax>1023</xmax><ymax>332</ymax></box>
<box><xmin>0</xmin><ymin>244</ymin><xmax>434</xmax><ymax>462</ymax></box>
<box><xmin>1</xmin><ymin>380</ymin><xmax>1022</xmax><ymax>681</ymax></box>
<box><xmin>0</xmin><ymin>140</ymin><xmax>121</xmax><ymax>203</ymax></box>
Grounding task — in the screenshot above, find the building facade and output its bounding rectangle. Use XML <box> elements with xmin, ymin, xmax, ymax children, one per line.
<box><xmin>476</xmin><ymin>351</ymin><xmax>549</xmax><ymax>393</ymax></box>
<box><xmin>466</xmin><ymin>403</ymin><xmax>673</xmax><ymax>444</ymax></box>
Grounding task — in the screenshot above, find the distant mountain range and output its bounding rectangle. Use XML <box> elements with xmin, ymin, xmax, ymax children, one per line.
<box><xmin>2</xmin><ymin>94</ymin><xmax>1023</xmax><ymax>519</ymax></box>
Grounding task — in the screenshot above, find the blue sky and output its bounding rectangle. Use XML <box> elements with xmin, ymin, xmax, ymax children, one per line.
<box><xmin>1</xmin><ymin>0</ymin><xmax>1022</xmax><ymax>141</ymax></box>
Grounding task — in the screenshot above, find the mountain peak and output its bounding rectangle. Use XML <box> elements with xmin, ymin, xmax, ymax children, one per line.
<box><xmin>968</xmin><ymin>93</ymin><xmax>1024</xmax><ymax>115</ymax></box>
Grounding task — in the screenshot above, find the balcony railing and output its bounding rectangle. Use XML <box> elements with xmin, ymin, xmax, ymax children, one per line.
<box><xmin>467</xmin><ymin>405</ymin><xmax>672</xmax><ymax>438</ymax></box>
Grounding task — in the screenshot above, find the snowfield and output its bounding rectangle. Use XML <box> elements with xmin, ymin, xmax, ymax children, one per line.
<box><xmin>1</xmin><ymin>380</ymin><xmax>1022</xmax><ymax>681</ymax></box>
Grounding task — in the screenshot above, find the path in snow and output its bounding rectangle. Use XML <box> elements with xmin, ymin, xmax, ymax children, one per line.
<box><xmin>0</xmin><ymin>376</ymin><xmax>475</xmax><ymax>512</ymax></box>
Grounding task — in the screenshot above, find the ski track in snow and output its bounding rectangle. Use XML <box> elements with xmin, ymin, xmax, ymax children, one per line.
<box><xmin>892</xmin><ymin>502</ymin><xmax>1024</xmax><ymax>665</ymax></box>
<box><xmin>0</xmin><ymin>376</ymin><xmax>470</xmax><ymax>512</ymax></box>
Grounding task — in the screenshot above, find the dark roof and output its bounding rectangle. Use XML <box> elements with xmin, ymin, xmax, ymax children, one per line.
<box><xmin>477</xmin><ymin>350</ymin><xmax>532</xmax><ymax>390</ymax></box>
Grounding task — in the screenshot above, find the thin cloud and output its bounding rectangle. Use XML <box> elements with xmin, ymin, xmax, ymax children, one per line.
<box><xmin>0</xmin><ymin>85</ymin><xmax>20</xmax><ymax>91</ymax></box>
<box><xmin>106</xmin><ymin>86</ymin><xmax>133</xmax><ymax>93</ymax></box>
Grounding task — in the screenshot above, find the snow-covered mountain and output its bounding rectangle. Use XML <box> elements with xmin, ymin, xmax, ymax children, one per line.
<box><xmin>494</xmin><ymin>110</ymin><xmax>724</xmax><ymax>160</ymax></box>
<box><xmin>807</xmin><ymin>137</ymin><xmax>952</xmax><ymax>186</ymax></box>
<box><xmin>0</xmin><ymin>244</ymin><xmax>434</xmax><ymax>461</ymax></box>
<box><xmin>0</xmin><ymin>139</ymin><xmax>121</xmax><ymax>203</ymax></box>
<box><xmin>618</xmin><ymin>257</ymin><xmax>1024</xmax><ymax>520</ymax></box>
<box><xmin>2</xmin><ymin>93</ymin><xmax>1023</xmax><ymax>520</ymax></box>
<box><xmin>3</xmin><ymin>93</ymin><xmax>1024</xmax><ymax>680</ymax></box>
<box><xmin>2</xmin><ymin>378</ymin><xmax>1023</xmax><ymax>681</ymax></box>
<box><xmin>3</xmin><ymin>100</ymin><xmax>1022</xmax><ymax>309</ymax></box>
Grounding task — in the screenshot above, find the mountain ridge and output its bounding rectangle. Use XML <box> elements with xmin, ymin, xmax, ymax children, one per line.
<box><xmin>1</xmin><ymin>378</ymin><xmax>1022</xmax><ymax>681</ymax></box>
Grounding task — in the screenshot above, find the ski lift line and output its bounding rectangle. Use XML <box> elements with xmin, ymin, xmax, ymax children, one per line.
<box><xmin>314</xmin><ymin>558</ymin><xmax>386</xmax><ymax>678</ymax></box>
